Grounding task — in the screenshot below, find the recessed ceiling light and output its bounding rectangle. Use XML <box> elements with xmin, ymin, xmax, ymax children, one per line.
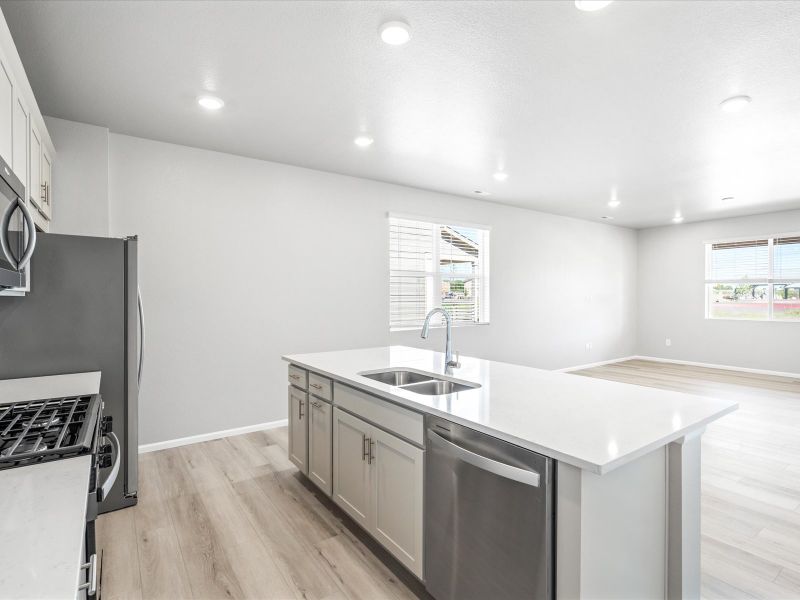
<box><xmin>380</xmin><ymin>21</ymin><xmax>411</xmax><ymax>45</ymax></box>
<box><xmin>197</xmin><ymin>95</ymin><xmax>224</xmax><ymax>110</ymax></box>
<box><xmin>672</xmin><ymin>214</ymin><xmax>684</xmax><ymax>224</ymax></box>
<box><xmin>719</xmin><ymin>95</ymin><xmax>752</xmax><ymax>113</ymax></box>
<box><xmin>493</xmin><ymin>172</ymin><xmax>508</xmax><ymax>182</ymax></box>
<box><xmin>575</xmin><ymin>1</ymin><xmax>614</xmax><ymax>11</ymax></box>
<box><xmin>721</xmin><ymin>196</ymin><xmax>735</xmax><ymax>202</ymax></box>
<box><xmin>353</xmin><ymin>135</ymin><xmax>374</xmax><ymax>148</ymax></box>
<box><xmin>608</xmin><ymin>200</ymin><xmax>621</xmax><ymax>208</ymax></box>
<box><xmin>474</xmin><ymin>190</ymin><xmax>491</xmax><ymax>196</ymax></box>
<box><xmin>601</xmin><ymin>215</ymin><xmax>615</xmax><ymax>220</ymax></box>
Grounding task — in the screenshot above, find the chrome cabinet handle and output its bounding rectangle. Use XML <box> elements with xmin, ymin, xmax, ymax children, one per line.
<box><xmin>310</xmin><ymin>383</ymin><xmax>322</xmax><ymax>390</ymax></box>
<box><xmin>298</xmin><ymin>400</ymin><xmax>304</xmax><ymax>420</ymax></box>
<box><xmin>289</xmin><ymin>374</ymin><xmax>300</xmax><ymax>381</ymax></box>
<box><xmin>0</xmin><ymin>197</ymin><xmax>36</xmax><ymax>271</ymax></box>
<box><xmin>427</xmin><ymin>429</ymin><xmax>541</xmax><ymax>487</ymax></box>
<box><xmin>369</xmin><ymin>439</ymin><xmax>375</xmax><ymax>464</ymax></box>
<box><xmin>78</xmin><ymin>553</ymin><xmax>97</xmax><ymax>595</ymax></box>
<box><xmin>362</xmin><ymin>434</ymin><xmax>369</xmax><ymax>461</ymax></box>
<box><xmin>137</xmin><ymin>287</ymin><xmax>145</xmax><ymax>388</ymax></box>
<box><xmin>98</xmin><ymin>432</ymin><xmax>121</xmax><ymax>502</ymax></box>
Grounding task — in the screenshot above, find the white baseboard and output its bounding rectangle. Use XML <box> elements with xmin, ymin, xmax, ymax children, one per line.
<box><xmin>138</xmin><ymin>419</ymin><xmax>288</xmax><ymax>454</ymax></box>
<box><xmin>631</xmin><ymin>355</ymin><xmax>800</xmax><ymax>380</ymax></box>
<box><xmin>556</xmin><ymin>355</ymin><xmax>639</xmax><ymax>373</ymax></box>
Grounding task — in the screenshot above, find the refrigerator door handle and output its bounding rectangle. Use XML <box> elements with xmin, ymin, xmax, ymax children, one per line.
<box><xmin>0</xmin><ymin>198</ymin><xmax>36</xmax><ymax>271</ymax></box>
<box><xmin>137</xmin><ymin>286</ymin><xmax>144</xmax><ymax>388</ymax></box>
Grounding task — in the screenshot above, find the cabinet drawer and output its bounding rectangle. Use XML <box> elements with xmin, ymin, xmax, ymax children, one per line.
<box><xmin>288</xmin><ymin>365</ymin><xmax>307</xmax><ymax>390</ymax></box>
<box><xmin>308</xmin><ymin>372</ymin><xmax>332</xmax><ymax>402</ymax></box>
<box><xmin>334</xmin><ymin>383</ymin><xmax>423</xmax><ymax>446</ymax></box>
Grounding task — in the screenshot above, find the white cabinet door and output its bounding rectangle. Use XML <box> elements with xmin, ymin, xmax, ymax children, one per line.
<box><xmin>288</xmin><ymin>386</ymin><xmax>308</xmax><ymax>474</ymax></box>
<box><xmin>0</xmin><ymin>59</ymin><xmax>12</xmax><ymax>166</ymax></box>
<box><xmin>40</xmin><ymin>146</ymin><xmax>52</xmax><ymax>219</ymax></box>
<box><xmin>29</xmin><ymin>122</ymin><xmax>41</xmax><ymax>209</ymax></box>
<box><xmin>308</xmin><ymin>398</ymin><xmax>333</xmax><ymax>496</ymax></box>
<box><xmin>332</xmin><ymin>407</ymin><xmax>371</xmax><ymax>530</ymax></box>
<box><xmin>12</xmin><ymin>93</ymin><xmax>27</xmax><ymax>186</ymax></box>
<box><xmin>370</xmin><ymin>427</ymin><xmax>424</xmax><ymax>578</ymax></box>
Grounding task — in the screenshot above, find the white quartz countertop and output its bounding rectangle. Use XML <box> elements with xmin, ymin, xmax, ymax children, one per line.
<box><xmin>0</xmin><ymin>371</ymin><xmax>101</xmax><ymax>403</ymax></box>
<box><xmin>0</xmin><ymin>372</ymin><xmax>101</xmax><ymax>600</ymax></box>
<box><xmin>283</xmin><ymin>346</ymin><xmax>737</xmax><ymax>474</ymax></box>
<box><xmin>0</xmin><ymin>455</ymin><xmax>92</xmax><ymax>600</ymax></box>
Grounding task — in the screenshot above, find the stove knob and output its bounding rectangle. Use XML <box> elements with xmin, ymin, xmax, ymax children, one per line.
<box><xmin>99</xmin><ymin>454</ymin><xmax>113</xmax><ymax>469</ymax></box>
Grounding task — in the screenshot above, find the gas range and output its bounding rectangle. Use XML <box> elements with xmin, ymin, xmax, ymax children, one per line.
<box><xmin>0</xmin><ymin>394</ymin><xmax>102</xmax><ymax>470</ymax></box>
<box><xmin>0</xmin><ymin>393</ymin><xmax>116</xmax><ymax>599</ymax></box>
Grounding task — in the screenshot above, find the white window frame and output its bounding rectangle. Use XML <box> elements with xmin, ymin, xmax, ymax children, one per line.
<box><xmin>704</xmin><ymin>231</ymin><xmax>800</xmax><ymax>322</ymax></box>
<box><xmin>389</xmin><ymin>213</ymin><xmax>491</xmax><ymax>331</ymax></box>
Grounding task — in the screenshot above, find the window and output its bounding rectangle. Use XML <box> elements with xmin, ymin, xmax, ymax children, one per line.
<box><xmin>389</xmin><ymin>216</ymin><xmax>490</xmax><ymax>330</ymax></box>
<box><xmin>705</xmin><ymin>235</ymin><xmax>800</xmax><ymax>322</ymax></box>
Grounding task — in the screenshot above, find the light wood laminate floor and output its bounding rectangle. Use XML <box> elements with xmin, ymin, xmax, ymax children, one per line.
<box><xmin>97</xmin><ymin>427</ymin><xmax>425</xmax><ymax>600</ymax></box>
<box><xmin>573</xmin><ymin>359</ymin><xmax>800</xmax><ymax>600</ymax></box>
<box><xmin>99</xmin><ymin>359</ymin><xmax>800</xmax><ymax>599</ymax></box>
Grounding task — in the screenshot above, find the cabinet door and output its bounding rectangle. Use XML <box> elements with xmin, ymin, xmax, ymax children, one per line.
<box><xmin>287</xmin><ymin>386</ymin><xmax>308</xmax><ymax>474</ymax></box>
<box><xmin>0</xmin><ymin>60</ymin><xmax>12</xmax><ymax>165</ymax></box>
<box><xmin>29</xmin><ymin>123</ymin><xmax>41</xmax><ymax>209</ymax></box>
<box><xmin>40</xmin><ymin>147</ymin><xmax>52</xmax><ymax>219</ymax></box>
<box><xmin>332</xmin><ymin>407</ymin><xmax>371</xmax><ymax>529</ymax></box>
<box><xmin>12</xmin><ymin>93</ymin><xmax>28</xmax><ymax>186</ymax></box>
<box><xmin>370</xmin><ymin>427</ymin><xmax>424</xmax><ymax>579</ymax></box>
<box><xmin>308</xmin><ymin>398</ymin><xmax>332</xmax><ymax>496</ymax></box>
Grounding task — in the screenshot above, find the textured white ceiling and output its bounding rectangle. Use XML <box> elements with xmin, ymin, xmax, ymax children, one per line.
<box><xmin>2</xmin><ymin>0</ymin><xmax>800</xmax><ymax>228</ymax></box>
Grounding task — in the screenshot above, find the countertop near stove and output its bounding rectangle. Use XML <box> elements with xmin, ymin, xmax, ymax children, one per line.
<box><xmin>0</xmin><ymin>371</ymin><xmax>101</xmax><ymax>404</ymax></box>
<box><xmin>284</xmin><ymin>346</ymin><xmax>738</xmax><ymax>474</ymax></box>
<box><xmin>0</xmin><ymin>455</ymin><xmax>92</xmax><ymax>599</ymax></box>
<box><xmin>0</xmin><ymin>372</ymin><xmax>101</xmax><ymax>599</ymax></box>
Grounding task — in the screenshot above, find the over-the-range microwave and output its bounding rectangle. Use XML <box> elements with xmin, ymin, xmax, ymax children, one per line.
<box><xmin>0</xmin><ymin>152</ymin><xmax>36</xmax><ymax>295</ymax></box>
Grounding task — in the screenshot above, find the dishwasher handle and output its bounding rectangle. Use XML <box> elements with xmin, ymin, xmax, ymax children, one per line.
<box><xmin>427</xmin><ymin>429</ymin><xmax>541</xmax><ymax>487</ymax></box>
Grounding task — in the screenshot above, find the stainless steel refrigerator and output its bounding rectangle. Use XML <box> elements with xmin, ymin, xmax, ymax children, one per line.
<box><xmin>0</xmin><ymin>232</ymin><xmax>141</xmax><ymax>513</ymax></box>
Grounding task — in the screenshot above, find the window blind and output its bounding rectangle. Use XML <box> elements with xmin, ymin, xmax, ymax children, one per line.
<box><xmin>774</xmin><ymin>236</ymin><xmax>800</xmax><ymax>280</ymax></box>
<box><xmin>389</xmin><ymin>216</ymin><xmax>489</xmax><ymax>329</ymax></box>
<box><xmin>709</xmin><ymin>239</ymin><xmax>769</xmax><ymax>280</ymax></box>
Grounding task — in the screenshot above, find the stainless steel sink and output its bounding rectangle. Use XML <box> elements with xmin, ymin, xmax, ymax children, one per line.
<box><xmin>360</xmin><ymin>369</ymin><xmax>480</xmax><ymax>395</ymax></box>
<box><xmin>361</xmin><ymin>370</ymin><xmax>434</xmax><ymax>386</ymax></box>
<box><xmin>400</xmin><ymin>379</ymin><xmax>480</xmax><ymax>395</ymax></box>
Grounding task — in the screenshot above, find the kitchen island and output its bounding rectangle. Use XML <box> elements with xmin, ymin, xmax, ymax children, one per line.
<box><xmin>283</xmin><ymin>346</ymin><xmax>737</xmax><ymax>600</ymax></box>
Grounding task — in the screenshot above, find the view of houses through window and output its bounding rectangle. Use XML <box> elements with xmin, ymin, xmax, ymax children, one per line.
<box><xmin>705</xmin><ymin>235</ymin><xmax>800</xmax><ymax>321</ymax></box>
<box><xmin>389</xmin><ymin>216</ymin><xmax>490</xmax><ymax>330</ymax></box>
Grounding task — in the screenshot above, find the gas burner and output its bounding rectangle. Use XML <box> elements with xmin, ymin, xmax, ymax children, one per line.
<box><xmin>22</xmin><ymin>416</ymin><xmax>61</xmax><ymax>430</ymax></box>
<box><xmin>0</xmin><ymin>395</ymin><xmax>100</xmax><ymax>469</ymax></box>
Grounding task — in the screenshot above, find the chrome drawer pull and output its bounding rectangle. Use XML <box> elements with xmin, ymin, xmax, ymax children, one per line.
<box><xmin>77</xmin><ymin>553</ymin><xmax>97</xmax><ymax>595</ymax></box>
<box><xmin>310</xmin><ymin>383</ymin><xmax>322</xmax><ymax>390</ymax></box>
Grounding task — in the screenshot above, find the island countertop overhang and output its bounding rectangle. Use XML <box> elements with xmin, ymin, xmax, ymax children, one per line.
<box><xmin>282</xmin><ymin>346</ymin><xmax>737</xmax><ymax>474</ymax></box>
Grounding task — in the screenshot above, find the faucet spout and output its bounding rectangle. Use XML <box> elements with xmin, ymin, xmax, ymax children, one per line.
<box><xmin>421</xmin><ymin>308</ymin><xmax>460</xmax><ymax>372</ymax></box>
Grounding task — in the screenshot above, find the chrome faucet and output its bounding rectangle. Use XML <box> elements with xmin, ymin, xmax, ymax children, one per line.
<box><xmin>421</xmin><ymin>308</ymin><xmax>460</xmax><ymax>372</ymax></box>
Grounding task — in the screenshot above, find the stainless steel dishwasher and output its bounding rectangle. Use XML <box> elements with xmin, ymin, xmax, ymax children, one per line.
<box><xmin>425</xmin><ymin>415</ymin><xmax>554</xmax><ymax>600</ymax></box>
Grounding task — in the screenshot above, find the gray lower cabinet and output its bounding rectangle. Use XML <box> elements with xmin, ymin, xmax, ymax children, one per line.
<box><xmin>332</xmin><ymin>406</ymin><xmax>424</xmax><ymax>579</ymax></box>
<box><xmin>308</xmin><ymin>396</ymin><xmax>333</xmax><ymax>496</ymax></box>
<box><xmin>288</xmin><ymin>385</ymin><xmax>308</xmax><ymax>474</ymax></box>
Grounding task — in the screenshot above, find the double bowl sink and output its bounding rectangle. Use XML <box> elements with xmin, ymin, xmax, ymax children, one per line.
<box><xmin>360</xmin><ymin>369</ymin><xmax>481</xmax><ymax>396</ymax></box>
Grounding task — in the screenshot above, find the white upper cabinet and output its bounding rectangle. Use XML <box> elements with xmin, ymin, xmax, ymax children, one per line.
<box><xmin>29</xmin><ymin>122</ymin><xmax>40</xmax><ymax>208</ymax></box>
<box><xmin>0</xmin><ymin>61</ymin><xmax>12</xmax><ymax>165</ymax></box>
<box><xmin>12</xmin><ymin>93</ymin><xmax>28</xmax><ymax>189</ymax></box>
<box><xmin>0</xmin><ymin>11</ymin><xmax>55</xmax><ymax>226</ymax></box>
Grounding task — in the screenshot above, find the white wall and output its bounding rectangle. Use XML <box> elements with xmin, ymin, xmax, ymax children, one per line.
<box><xmin>44</xmin><ymin>116</ymin><xmax>109</xmax><ymax>236</ymax></box>
<box><xmin>637</xmin><ymin>210</ymin><xmax>800</xmax><ymax>374</ymax></box>
<box><xmin>104</xmin><ymin>134</ymin><xmax>636</xmax><ymax>444</ymax></box>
